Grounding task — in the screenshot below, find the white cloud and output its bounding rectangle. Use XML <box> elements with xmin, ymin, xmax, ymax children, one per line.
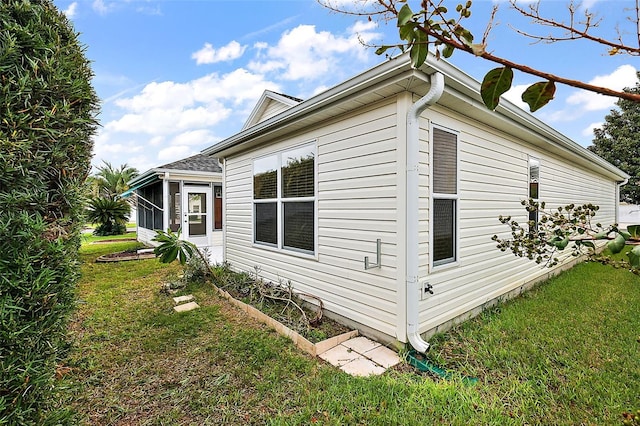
<box><xmin>149</xmin><ymin>136</ymin><xmax>165</xmax><ymax>147</ymax></box>
<box><xmin>583</xmin><ymin>122</ymin><xmax>603</xmax><ymax>137</ymax></box>
<box><xmin>566</xmin><ymin>64</ymin><xmax>638</xmax><ymax>111</ymax></box>
<box><xmin>100</xmin><ymin>68</ymin><xmax>282</xmax><ymax>170</ymax></box>
<box><xmin>105</xmin><ymin>105</ymin><xmax>229</xmax><ymax>135</ymax></box>
<box><xmin>63</xmin><ymin>2</ymin><xmax>77</xmax><ymax>18</ymax></box>
<box><xmin>192</xmin><ymin>41</ymin><xmax>247</xmax><ymax>65</ymax></box>
<box><xmin>248</xmin><ymin>22</ymin><xmax>380</xmax><ymax>81</ymax></box>
<box><xmin>92</xmin><ymin>0</ymin><xmax>111</xmax><ymax>15</ymax></box>
<box><xmin>170</xmin><ymin>130</ymin><xmax>219</xmax><ymax>146</ymax></box>
<box><xmin>502</xmin><ymin>83</ymin><xmax>532</xmax><ymax>111</ymax></box>
<box><xmin>158</xmin><ymin>145</ymin><xmax>196</xmax><ymax>162</ymax></box>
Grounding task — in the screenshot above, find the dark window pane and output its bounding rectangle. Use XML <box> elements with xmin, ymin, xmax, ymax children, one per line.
<box><xmin>283</xmin><ymin>201</ymin><xmax>314</xmax><ymax>252</ymax></box>
<box><xmin>255</xmin><ymin>203</ymin><xmax>277</xmax><ymax>245</ymax></box>
<box><xmin>433</xmin><ymin>198</ymin><xmax>455</xmax><ymax>263</ymax></box>
<box><xmin>529</xmin><ymin>182</ymin><xmax>539</xmax><ymax>199</ymax></box>
<box><xmin>433</xmin><ymin>128</ymin><xmax>457</xmax><ymax>194</ymax></box>
<box><xmin>254</xmin><ymin>155</ymin><xmax>277</xmax><ymax>199</ymax></box>
<box><xmin>282</xmin><ymin>146</ymin><xmax>315</xmax><ymax>198</ymax></box>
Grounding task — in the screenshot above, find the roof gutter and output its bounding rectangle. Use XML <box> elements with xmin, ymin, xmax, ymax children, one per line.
<box><xmin>406</xmin><ymin>71</ymin><xmax>445</xmax><ymax>353</ymax></box>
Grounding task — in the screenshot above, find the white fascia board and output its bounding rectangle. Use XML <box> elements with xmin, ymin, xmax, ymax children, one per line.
<box><xmin>153</xmin><ymin>169</ymin><xmax>222</xmax><ymax>178</ymax></box>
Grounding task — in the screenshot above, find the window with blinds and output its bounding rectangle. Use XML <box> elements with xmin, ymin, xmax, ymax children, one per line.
<box><xmin>253</xmin><ymin>143</ymin><xmax>316</xmax><ymax>254</ymax></box>
<box><xmin>529</xmin><ymin>157</ymin><xmax>540</xmax><ymax>229</ymax></box>
<box><xmin>432</xmin><ymin>127</ymin><xmax>458</xmax><ymax>266</ymax></box>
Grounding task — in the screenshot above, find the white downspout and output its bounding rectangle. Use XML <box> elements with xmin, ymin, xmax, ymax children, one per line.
<box><xmin>406</xmin><ymin>72</ymin><xmax>445</xmax><ymax>353</ymax></box>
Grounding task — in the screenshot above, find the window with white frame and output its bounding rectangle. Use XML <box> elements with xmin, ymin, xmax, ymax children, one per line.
<box><xmin>253</xmin><ymin>143</ymin><xmax>316</xmax><ymax>254</ymax></box>
<box><xmin>432</xmin><ymin>126</ymin><xmax>458</xmax><ymax>266</ymax></box>
<box><xmin>529</xmin><ymin>157</ymin><xmax>540</xmax><ymax>228</ymax></box>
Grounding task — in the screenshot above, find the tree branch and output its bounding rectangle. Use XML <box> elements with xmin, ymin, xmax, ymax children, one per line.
<box><xmin>416</xmin><ymin>22</ymin><xmax>640</xmax><ymax>103</ymax></box>
<box><xmin>509</xmin><ymin>0</ymin><xmax>639</xmax><ymax>56</ymax></box>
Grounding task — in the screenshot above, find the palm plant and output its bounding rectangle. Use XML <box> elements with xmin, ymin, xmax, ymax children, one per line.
<box><xmin>93</xmin><ymin>161</ymin><xmax>139</xmax><ymax>199</ymax></box>
<box><xmin>86</xmin><ymin>197</ymin><xmax>130</xmax><ymax>236</ymax></box>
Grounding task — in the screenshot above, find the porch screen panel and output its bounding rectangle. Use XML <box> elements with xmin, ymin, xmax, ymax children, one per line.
<box><xmin>169</xmin><ymin>182</ymin><xmax>180</xmax><ymax>232</ymax></box>
<box><xmin>152</xmin><ymin>182</ymin><xmax>163</xmax><ymax>230</ymax></box>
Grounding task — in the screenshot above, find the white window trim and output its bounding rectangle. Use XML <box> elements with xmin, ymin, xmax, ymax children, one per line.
<box><xmin>251</xmin><ymin>141</ymin><xmax>318</xmax><ymax>258</ymax></box>
<box><xmin>429</xmin><ymin>124</ymin><xmax>460</xmax><ymax>271</ymax></box>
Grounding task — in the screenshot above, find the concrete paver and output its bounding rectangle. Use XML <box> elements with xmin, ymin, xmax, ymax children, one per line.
<box><xmin>319</xmin><ymin>336</ymin><xmax>401</xmax><ymax>377</ymax></box>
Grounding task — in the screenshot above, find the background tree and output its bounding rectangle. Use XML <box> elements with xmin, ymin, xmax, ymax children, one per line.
<box><xmin>321</xmin><ymin>0</ymin><xmax>640</xmax><ymax>111</ymax></box>
<box><xmin>92</xmin><ymin>161</ymin><xmax>139</xmax><ymax>200</ymax></box>
<box><xmin>588</xmin><ymin>74</ymin><xmax>640</xmax><ymax>204</ymax></box>
<box><xmin>0</xmin><ymin>1</ymin><xmax>98</xmax><ymax>422</ymax></box>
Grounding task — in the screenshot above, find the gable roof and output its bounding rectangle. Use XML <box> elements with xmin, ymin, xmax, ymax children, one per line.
<box><xmin>242</xmin><ymin>90</ymin><xmax>302</xmax><ymax>130</ymax></box>
<box><xmin>158</xmin><ymin>153</ymin><xmax>222</xmax><ymax>173</ymax></box>
<box><xmin>203</xmin><ymin>53</ymin><xmax>627</xmax><ymax>182</ymax></box>
<box><xmin>126</xmin><ymin>153</ymin><xmax>221</xmax><ymax>191</ymax></box>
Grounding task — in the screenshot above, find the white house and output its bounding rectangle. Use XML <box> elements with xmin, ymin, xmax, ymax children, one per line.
<box><xmin>202</xmin><ymin>53</ymin><xmax>628</xmax><ymax>350</ymax></box>
<box><xmin>123</xmin><ymin>153</ymin><xmax>223</xmax><ymax>248</ymax></box>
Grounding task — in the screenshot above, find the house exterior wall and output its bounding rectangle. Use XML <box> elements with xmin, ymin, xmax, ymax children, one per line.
<box><xmin>416</xmin><ymin>104</ymin><xmax>618</xmax><ymax>337</ymax></box>
<box><xmin>224</xmin><ymin>97</ymin><xmax>404</xmax><ymax>339</ymax></box>
<box><xmin>222</xmin><ymin>90</ymin><xmax>620</xmax><ymax>344</ymax></box>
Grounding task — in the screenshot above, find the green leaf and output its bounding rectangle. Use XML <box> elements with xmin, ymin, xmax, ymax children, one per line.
<box><xmin>582</xmin><ymin>240</ymin><xmax>596</xmax><ymax>250</ymax></box>
<box><xmin>397</xmin><ymin>4</ymin><xmax>414</xmax><ymax>27</ymax></box>
<box><xmin>594</xmin><ymin>231</ymin><xmax>609</xmax><ymax>240</ymax></box>
<box><xmin>442</xmin><ymin>44</ymin><xmax>454</xmax><ymax>58</ymax></box>
<box><xmin>607</xmin><ymin>234</ymin><xmax>626</xmax><ymax>254</ymax></box>
<box><xmin>554</xmin><ymin>237</ymin><xmax>570</xmax><ymax>250</ymax></box>
<box><xmin>619</xmin><ymin>230</ymin><xmax>631</xmax><ymax>240</ymax></box>
<box><xmin>628</xmin><ymin>245</ymin><xmax>640</xmax><ymax>268</ymax></box>
<box><xmin>480</xmin><ymin>67</ymin><xmax>513</xmax><ymax>110</ymax></box>
<box><xmin>522</xmin><ymin>81</ymin><xmax>556</xmax><ymax>112</ymax></box>
<box><xmin>399</xmin><ymin>23</ymin><xmax>415</xmax><ymax>43</ymax></box>
<box><xmin>627</xmin><ymin>224</ymin><xmax>640</xmax><ymax>239</ymax></box>
<box><xmin>375</xmin><ymin>45</ymin><xmax>391</xmax><ymax>56</ymax></box>
<box><xmin>410</xmin><ymin>30</ymin><xmax>428</xmax><ymax>67</ymax></box>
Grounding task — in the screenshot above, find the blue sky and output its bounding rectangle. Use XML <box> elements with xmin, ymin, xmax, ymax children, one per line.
<box><xmin>52</xmin><ymin>0</ymin><xmax>638</xmax><ymax>173</ymax></box>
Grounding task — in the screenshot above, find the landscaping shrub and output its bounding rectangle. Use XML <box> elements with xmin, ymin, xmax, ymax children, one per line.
<box><xmin>86</xmin><ymin>196</ymin><xmax>130</xmax><ymax>236</ymax></box>
<box><xmin>0</xmin><ymin>1</ymin><xmax>98</xmax><ymax>423</ymax></box>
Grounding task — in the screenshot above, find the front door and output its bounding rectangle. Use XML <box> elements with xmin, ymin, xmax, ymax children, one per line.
<box><xmin>182</xmin><ymin>186</ymin><xmax>212</xmax><ymax>247</ymax></box>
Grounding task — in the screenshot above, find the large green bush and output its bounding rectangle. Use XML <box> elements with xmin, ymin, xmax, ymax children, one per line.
<box><xmin>0</xmin><ymin>0</ymin><xmax>98</xmax><ymax>423</ymax></box>
<box><xmin>86</xmin><ymin>197</ymin><xmax>130</xmax><ymax>236</ymax></box>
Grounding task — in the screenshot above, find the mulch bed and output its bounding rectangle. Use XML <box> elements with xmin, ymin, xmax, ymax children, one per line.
<box><xmin>96</xmin><ymin>250</ymin><xmax>156</xmax><ymax>262</ymax></box>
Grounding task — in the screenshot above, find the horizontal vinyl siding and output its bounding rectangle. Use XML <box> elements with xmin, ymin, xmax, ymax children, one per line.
<box><xmin>418</xmin><ymin>105</ymin><xmax>619</xmax><ymax>334</ymax></box>
<box><xmin>224</xmin><ymin>98</ymin><xmax>400</xmax><ymax>338</ymax></box>
<box><xmin>257</xmin><ymin>100</ymin><xmax>291</xmax><ymax>124</ymax></box>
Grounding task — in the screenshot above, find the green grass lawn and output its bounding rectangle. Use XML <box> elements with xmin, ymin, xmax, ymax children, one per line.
<box><xmin>59</xmin><ymin>241</ymin><xmax>640</xmax><ymax>425</ymax></box>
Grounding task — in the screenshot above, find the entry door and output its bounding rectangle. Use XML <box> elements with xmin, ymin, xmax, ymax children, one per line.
<box><xmin>182</xmin><ymin>186</ymin><xmax>212</xmax><ymax>247</ymax></box>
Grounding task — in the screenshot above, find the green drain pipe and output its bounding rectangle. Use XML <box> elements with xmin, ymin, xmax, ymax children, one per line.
<box><xmin>407</xmin><ymin>350</ymin><xmax>478</xmax><ymax>385</ymax></box>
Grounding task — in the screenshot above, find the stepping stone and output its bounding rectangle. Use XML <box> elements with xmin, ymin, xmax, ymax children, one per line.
<box><xmin>173</xmin><ymin>301</ymin><xmax>199</xmax><ymax>312</ymax></box>
<box><xmin>319</xmin><ymin>344</ymin><xmax>361</xmax><ymax>367</ymax></box>
<box><xmin>342</xmin><ymin>336</ymin><xmax>381</xmax><ymax>353</ymax></box>
<box><xmin>340</xmin><ymin>357</ymin><xmax>387</xmax><ymax>377</ymax></box>
<box><xmin>173</xmin><ymin>295</ymin><xmax>195</xmax><ymax>304</ymax></box>
<box><xmin>364</xmin><ymin>345</ymin><xmax>401</xmax><ymax>369</ymax></box>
